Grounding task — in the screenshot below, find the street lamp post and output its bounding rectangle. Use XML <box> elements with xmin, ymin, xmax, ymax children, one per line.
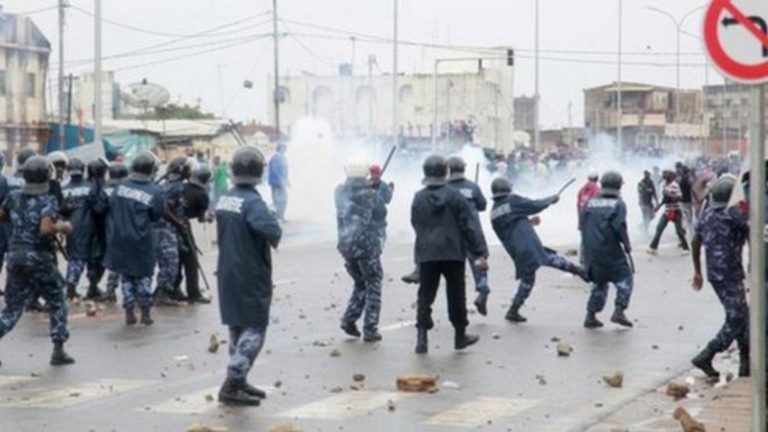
<box><xmin>94</xmin><ymin>0</ymin><xmax>102</xmax><ymax>148</ymax></box>
<box><xmin>392</xmin><ymin>0</ymin><xmax>399</xmax><ymax>152</ymax></box>
<box><xmin>534</xmin><ymin>0</ymin><xmax>540</xmax><ymax>151</ymax></box>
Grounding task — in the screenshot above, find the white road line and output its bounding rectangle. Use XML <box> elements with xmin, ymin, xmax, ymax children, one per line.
<box><xmin>380</xmin><ymin>320</ymin><xmax>415</xmax><ymax>332</ymax></box>
<box><xmin>423</xmin><ymin>397</ymin><xmax>540</xmax><ymax>427</ymax></box>
<box><xmin>0</xmin><ymin>375</ymin><xmax>37</xmax><ymax>389</ymax></box>
<box><xmin>278</xmin><ymin>390</ymin><xmax>405</xmax><ymax>420</ymax></box>
<box><xmin>0</xmin><ymin>379</ymin><xmax>156</xmax><ymax>409</ymax></box>
<box><xmin>143</xmin><ymin>385</ymin><xmax>277</xmax><ymax>414</ymax></box>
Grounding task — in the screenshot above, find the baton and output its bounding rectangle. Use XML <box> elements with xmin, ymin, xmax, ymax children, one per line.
<box><xmin>181</xmin><ymin>227</ymin><xmax>212</xmax><ymax>293</ymax></box>
<box><xmin>380</xmin><ymin>146</ymin><xmax>397</xmax><ymax>176</ymax></box>
<box><xmin>626</xmin><ymin>250</ymin><xmax>636</xmax><ymax>274</ymax></box>
<box><xmin>557</xmin><ymin>177</ymin><xmax>577</xmax><ymax>196</ymax></box>
<box><xmin>474</xmin><ymin>162</ymin><xmax>480</xmax><ymax>184</ymax></box>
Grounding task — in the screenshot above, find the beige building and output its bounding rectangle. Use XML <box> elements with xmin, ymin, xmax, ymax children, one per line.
<box><xmin>269</xmin><ymin>47</ymin><xmax>516</xmax><ymax>154</ymax></box>
<box><xmin>0</xmin><ymin>12</ymin><xmax>50</xmax><ymax>160</ymax></box>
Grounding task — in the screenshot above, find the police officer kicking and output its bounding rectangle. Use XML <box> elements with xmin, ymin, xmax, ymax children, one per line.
<box><xmin>691</xmin><ymin>175</ymin><xmax>749</xmax><ymax>379</ymax></box>
<box><xmin>0</xmin><ymin>156</ymin><xmax>75</xmax><ymax>367</ymax></box>
<box><xmin>446</xmin><ymin>156</ymin><xmax>492</xmax><ymax>315</ymax></box>
<box><xmin>490</xmin><ymin>177</ymin><xmax>588</xmax><ymax>323</ymax></box>
<box><xmin>336</xmin><ymin>160</ymin><xmax>387</xmax><ymax>342</ymax></box>
<box><xmin>102</xmin><ymin>152</ymin><xmax>165</xmax><ymax>326</ymax></box>
<box><xmin>581</xmin><ymin>171</ymin><xmax>634</xmax><ymax>328</ymax></box>
<box><xmin>411</xmin><ymin>155</ymin><xmax>488</xmax><ymax>355</ymax></box>
<box><xmin>215</xmin><ymin>146</ymin><xmax>282</xmax><ymax>406</ymax></box>
<box><xmin>101</xmin><ymin>162</ymin><xmax>128</xmax><ymax>303</ymax></box>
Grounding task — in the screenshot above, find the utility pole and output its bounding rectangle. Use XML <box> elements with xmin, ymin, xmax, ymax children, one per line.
<box><xmin>533</xmin><ymin>0</ymin><xmax>540</xmax><ymax>151</ymax></box>
<box><xmin>58</xmin><ymin>0</ymin><xmax>66</xmax><ymax>151</ymax></box>
<box><xmin>568</xmin><ymin>101</ymin><xmax>573</xmax><ymax>147</ymax></box>
<box><xmin>368</xmin><ymin>55</ymin><xmax>374</xmax><ymax>136</ymax></box>
<box><xmin>94</xmin><ymin>0</ymin><xmax>102</xmax><ymax>148</ymax></box>
<box><xmin>272</xmin><ymin>0</ymin><xmax>281</xmax><ymax>140</ymax></box>
<box><xmin>392</xmin><ymin>0</ymin><xmax>399</xmax><ymax>151</ymax></box>
<box><xmin>617</xmin><ymin>0</ymin><xmax>623</xmax><ymax>151</ymax></box>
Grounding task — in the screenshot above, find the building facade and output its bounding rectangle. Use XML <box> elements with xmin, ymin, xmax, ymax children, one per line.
<box><xmin>0</xmin><ymin>12</ymin><xmax>50</xmax><ymax>161</ymax></box>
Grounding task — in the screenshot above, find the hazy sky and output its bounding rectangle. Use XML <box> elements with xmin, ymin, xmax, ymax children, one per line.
<box><xmin>8</xmin><ymin>0</ymin><xmax>718</xmax><ymax>129</ymax></box>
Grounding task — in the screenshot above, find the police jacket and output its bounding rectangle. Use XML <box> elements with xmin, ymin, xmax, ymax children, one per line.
<box><xmin>215</xmin><ymin>185</ymin><xmax>282</xmax><ymax>329</ymax></box>
<box><xmin>491</xmin><ymin>194</ymin><xmax>556</xmax><ymax>280</ymax></box>
<box><xmin>62</xmin><ymin>176</ymin><xmax>97</xmax><ymax>260</ymax></box>
<box><xmin>102</xmin><ymin>178</ymin><xmax>165</xmax><ymax>277</ymax></box>
<box><xmin>447</xmin><ymin>177</ymin><xmax>488</xmax><ymax>246</ymax></box>
<box><xmin>581</xmin><ymin>192</ymin><xmax>632</xmax><ymax>284</ymax></box>
<box><xmin>371</xmin><ymin>180</ymin><xmax>393</xmax><ymax>205</ymax></box>
<box><xmin>183</xmin><ymin>181</ymin><xmax>210</xmax><ymax>221</ymax></box>
<box><xmin>410</xmin><ymin>184</ymin><xmax>487</xmax><ymax>263</ymax></box>
<box><xmin>335</xmin><ymin>178</ymin><xmax>387</xmax><ymax>260</ymax></box>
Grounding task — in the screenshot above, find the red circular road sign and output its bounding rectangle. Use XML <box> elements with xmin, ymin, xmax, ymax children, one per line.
<box><xmin>704</xmin><ymin>0</ymin><xmax>768</xmax><ymax>83</ymax></box>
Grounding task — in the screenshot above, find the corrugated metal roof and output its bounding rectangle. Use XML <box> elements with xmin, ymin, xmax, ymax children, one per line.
<box><xmin>99</xmin><ymin>119</ymin><xmax>228</xmax><ymax>137</ymax></box>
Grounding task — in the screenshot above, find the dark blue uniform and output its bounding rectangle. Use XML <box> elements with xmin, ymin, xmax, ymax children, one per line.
<box><xmin>694</xmin><ymin>205</ymin><xmax>749</xmax><ymax>355</ymax></box>
<box><xmin>215</xmin><ymin>186</ymin><xmax>282</xmax><ymax>380</ymax></box>
<box><xmin>447</xmin><ymin>177</ymin><xmax>490</xmax><ymax>295</ymax></box>
<box><xmin>581</xmin><ymin>194</ymin><xmax>633</xmax><ymax>314</ymax></box>
<box><xmin>63</xmin><ymin>177</ymin><xmax>106</xmax><ymax>291</ymax></box>
<box><xmin>491</xmin><ymin>194</ymin><xmax>584</xmax><ymax>310</ymax></box>
<box><xmin>336</xmin><ymin>178</ymin><xmax>387</xmax><ymax>338</ymax></box>
<box><xmin>0</xmin><ymin>191</ymin><xmax>68</xmax><ymax>344</ymax></box>
<box><xmin>103</xmin><ymin>178</ymin><xmax>165</xmax><ymax>310</ymax></box>
<box><xmin>153</xmin><ymin>179</ymin><xmax>184</xmax><ymax>292</ymax></box>
<box><xmin>103</xmin><ymin>179</ymin><xmax>122</xmax><ymax>293</ymax></box>
<box><xmin>371</xmin><ymin>180</ymin><xmax>392</xmax><ymax>241</ymax></box>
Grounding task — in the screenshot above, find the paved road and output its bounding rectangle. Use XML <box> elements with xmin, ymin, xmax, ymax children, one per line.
<box><xmin>0</xmin><ymin>224</ymin><xmax>731</xmax><ymax>431</ymax></box>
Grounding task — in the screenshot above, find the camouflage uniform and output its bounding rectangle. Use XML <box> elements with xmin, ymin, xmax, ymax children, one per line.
<box><xmin>153</xmin><ymin>179</ymin><xmax>184</xmax><ymax>292</ymax></box>
<box><xmin>335</xmin><ymin>178</ymin><xmax>387</xmax><ymax>338</ymax></box>
<box><xmin>121</xmin><ymin>275</ymin><xmax>153</xmax><ymax>310</ymax></box>
<box><xmin>227</xmin><ymin>327</ymin><xmax>266</xmax><ymax>380</ymax></box>
<box><xmin>694</xmin><ymin>206</ymin><xmax>749</xmax><ymax>354</ymax></box>
<box><xmin>0</xmin><ymin>191</ymin><xmax>69</xmax><ymax>343</ymax></box>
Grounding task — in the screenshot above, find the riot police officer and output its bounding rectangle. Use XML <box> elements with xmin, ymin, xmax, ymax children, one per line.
<box><xmin>173</xmin><ymin>165</ymin><xmax>212</xmax><ymax>304</ymax></box>
<box><xmin>101</xmin><ymin>162</ymin><xmax>128</xmax><ymax>303</ymax></box>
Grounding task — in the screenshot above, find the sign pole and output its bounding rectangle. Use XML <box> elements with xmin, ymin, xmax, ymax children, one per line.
<box><xmin>749</xmin><ymin>82</ymin><xmax>767</xmax><ymax>432</ymax></box>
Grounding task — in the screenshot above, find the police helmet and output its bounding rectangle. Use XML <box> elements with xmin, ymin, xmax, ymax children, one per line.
<box><xmin>422</xmin><ymin>155</ymin><xmax>448</xmax><ymax>186</ymax></box>
<box><xmin>16</xmin><ymin>148</ymin><xmax>36</xmax><ymax>167</ymax></box>
<box><xmin>191</xmin><ymin>166</ymin><xmax>212</xmax><ymax>185</ymax></box>
<box><xmin>600</xmin><ymin>171</ymin><xmax>623</xmax><ymax>195</ymax></box>
<box><xmin>109</xmin><ymin>162</ymin><xmax>128</xmax><ymax>180</ymax></box>
<box><xmin>87</xmin><ymin>158</ymin><xmax>109</xmax><ymax>180</ymax></box>
<box><xmin>447</xmin><ymin>156</ymin><xmax>467</xmax><ymax>180</ymax></box>
<box><xmin>167</xmin><ymin>156</ymin><xmax>193</xmax><ymax>180</ymax></box>
<box><xmin>22</xmin><ymin>156</ymin><xmax>51</xmax><ymax>194</ymax></box>
<box><xmin>343</xmin><ymin>158</ymin><xmax>369</xmax><ymax>179</ymax></box>
<box><xmin>67</xmin><ymin>157</ymin><xmax>85</xmax><ymax>176</ymax></box>
<box><xmin>709</xmin><ymin>175</ymin><xmax>736</xmax><ymax>209</ymax></box>
<box><xmin>48</xmin><ymin>151</ymin><xmax>69</xmax><ymax>169</ymax></box>
<box><xmin>588</xmin><ymin>171</ymin><xmax>599</xmax><ymax>181</ymax></box>
<box><xmin>230</xmin><ymin>146</ymin><xmax>265</xmax><ymax>185</ymax></box>
<box><xmin>130</xmin><ymin>151</ymin><xmax>159</xmax><ymax>180</ymax></box>
<box><xmin>491</xmin><ymin>177</ymin><xmax>512</xmax><ymax>199</ymax></box>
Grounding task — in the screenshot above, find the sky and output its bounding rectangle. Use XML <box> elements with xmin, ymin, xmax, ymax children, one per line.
<box><xmin>7</xmin><ymin>0</ymin><xmax>720</xmax><ymax>129</ymax></box>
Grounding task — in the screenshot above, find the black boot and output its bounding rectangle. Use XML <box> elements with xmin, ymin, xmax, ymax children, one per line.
<box><xmin>474</xmin><ymin>292</ymin><xmax>489</xmax><ymax>316</ymax></box>
<box><xmin>140</xmin><ymin>308</ymin><xmax>154</xmax><ymax>326</ymax></box>
<box><xmin>363</xmin><ymin>331</ymin><xmax>383</xmax><ymax>343</ymax></box>
<box><xmin>66</xmin><ymin>283</ymin><xmax>80</xmax><ymax>301</ymax></box>
<box><xmin>584</xmin><ymin>312</ymin><xmax>604</xmax><ymax>328</ymax></box>
<box><xmin>739</xmin><ymin>349</ymin><xmax>751</xmax><ymax>377</ymax></box>
<box><xmin>50</xmin><ymin>342</ymin><xmax>75</xmax><ymax>366</ymax></box>
<box><xmin>415</xmin><ymin>329</ymin><xmax>428</xmax><ymax>354</ymax></box>
<box><xmin>125</xmin><ymin>308</ymin><xmax>137</xmax><ymax>325</ymax></box>
<box><xmin>454</xmin><ymin>328</ymin><xmax>480</xmax><ymax>350</ymax></box>
<box><xmin>85</xmin><ymin>284</ymin><xmax>104</xmax><ymax>301</ymax></box>
<box><xmin>610</xmin><ymin>308</ymin><xmax>634</xmax><ymax>327</ymax></box>
<box><xmin>241</xmin><ymin>381</ymin><xmax>267</xmax><ymax>399</ymax></box>
<box><xmin>401</xmin><ymin>267</ymin><xmax>419</xmax><ymax>284</ymax></box>
<box><xmin>101</xmin><ymin>286</ymin><xmax>117</xmax><ymax>303</ymax></box>
<box><xmin>154</xmin><ymin>288</ymin><xmax>180</xmax><ymax>307</ymax></box>
<box><xmin>505</xmin><ymin>306</ymin><xmax>527</xmax><ymax>323</ymax></box>
<box><xmin>218</xmin><ymin>378</ymin><xmax>261</xmax><ymax>406</ymax></box>
<box><xmin>691</xmin><ymin>345</ymin><xmax>720</xmax><ymax>379</ymax></box>
<box><xmin>340</xmin><ymin>322</ymin><xmax>361</xmax><ymax>338</ymax></box>
<box><xmin>169</xmin><ymin>285</ymin><xmax>187</xmax><ymax>302</ymax></box>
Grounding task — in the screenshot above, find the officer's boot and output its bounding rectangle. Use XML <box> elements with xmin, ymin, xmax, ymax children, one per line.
<box><xmin>691</xmin><ymin>345</ymin><xmax>720</xmax><ymax>379</ymax></box>
<box><xmin>85</xmin><ymin>284</ymin><xmax>104</xmax><ymax>301</ymax></box>
<box><xmin>340</xmin><ymin>322</ymin><xmax>361</xmax><ymax>338</ymax></box>
<box><xmin>50</xmin><ymin>342</ymin><xmax>75</xmax><ymax>366</ymax></box>
<box><xmin>505</xmin><ymin>305</ymin><xmax>527</xmax><ymax>323</ymax></box>
<box><xmin>415</xmin><ymin>329</ymin><xmax>428</xmax><ymax>354</ymax></box>
<box><xmin>610</xmin><ymin>308</ymin><xmax>634</xmax><ymax>327</ymax></box>
<box><xmin>218</xmin><ymin>377</ymin><xmax>261</xmax><ymax>406</ymax></box>
<box><xmin>241</xmin><ymin>381</ymin><xmax>267</xmax><ymax>399</ymax></box>
<box><xmin>140</xmin><ymin>307</ymin><xmax>154</xmax><ymax>326</ymax></box>
<box><xmin>401</xmin><ymin>266</ymin><xmax>420</xmax><ymax>284</ymax></box>
<box><xmin>739</xmin><ymin>348</ymin><xmax>751</xmax><ymax>377</ymax></box>
<box><xmin>154</xmin><ymin>288</ymin><xmax>180</xmax><ymax>307</ymax></box>
<box><xmin>583</xmin><ymin>312</ymin><xmax>604</xmax><ymax>328</ymax></box>
<box><xmin>66</xmin><ymin>283</ymin><xmax>80</xmax><ymax>301</ymax></box>
<box><xmin>474</xmin><ymin>292</ymin><xmax>489</xmax><ymax>316</ymax></box>
<box><xmin>169</xmin><ymin>285</ymin><xmax>187</xmax><ymax>302</ymax></box>
<box><xmin>102</xmin><ymin>286</ymin><xmax>117</xmax><ymax>304</ymax></box>
<box><xmin>125</xmin><ymin>307</ymin><xmax>137</xmax><ymax>326</ymax></box>
<box><xmin>454</xmin><ymin>328</ymin><xmax>480</xmax><ymax>350</ymax></box>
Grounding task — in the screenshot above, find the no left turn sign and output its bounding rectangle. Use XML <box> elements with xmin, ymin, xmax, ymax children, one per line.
<box><xmin>703</xmin><ymin>0</ymin><xmax>768</xmax><ymax>84</ymax></box>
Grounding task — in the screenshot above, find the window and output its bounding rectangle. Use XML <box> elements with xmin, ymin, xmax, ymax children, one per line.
<box><xmin>0</xmin><ymin>71</ymin><xmax>6</xmax><ymax>96</ymax></box>
<box><xmin>24</xmin><ymin>73</ymin><xmax>35</xmax><ymax>98</ymax></box>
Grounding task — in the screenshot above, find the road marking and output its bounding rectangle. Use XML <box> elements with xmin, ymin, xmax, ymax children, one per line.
<box><xmin>279</xmin><ymin>390</ymin><xmax>404</xmax><ymax>420</ymax></box>
<box><xmin>380</xmin><ymin>320</ymin><xmax>415</xmax><ymax>332</ymax></box>
<box><xmin>423</xmin><ymin>397</ymin><xmax>540</xmax><ymax>427</ymax></box>
<box><xmin>0</xmin><ymin>375</ymin><xmax>37</xmax><ymax>389</ymax></box>
<box><xmin>0</xmin><ymin>379</ymin><xmax>156</xmax><ymax>409</ymax></box>
<box><xmin>143</xmin><ymin>385</ymin><xmax>277</xmax><ymax>414</ymax></box>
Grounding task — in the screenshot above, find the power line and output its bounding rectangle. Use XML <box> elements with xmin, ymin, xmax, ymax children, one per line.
<box><xmin>279</xmin><ymin>19</ymin><xmax>338</xmax><ymax>69</ymax></box>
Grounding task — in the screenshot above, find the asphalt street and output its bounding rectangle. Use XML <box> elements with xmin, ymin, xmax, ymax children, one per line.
<box><xmin>0</xmin><ymin>222</ymin><xmax>732</xmax><ymax>431</ymax></box>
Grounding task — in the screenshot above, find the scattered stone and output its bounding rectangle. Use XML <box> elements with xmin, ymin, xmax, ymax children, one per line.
<box><xmin>396</xmin><ymin>375</ymin><xmax>438</xmax><ymax>393</ymax></box>
<box><xmin>204</xmin><ymin>394</ymin><xmax>214</xmax><ymax>403</ymax></box>
<box><xmin>565</xmin><ymin>249</ymin><xmax>578</xmax><ymax>257</ymax></box>
<box><xmin>651</xmin><ymin>344</ymin><xmax>659</xmax><ymax>350</ymax></box>
<box><xmin>550</xmin><ymin>336</ymin><xmax>560</xmax><ymax>342</ymax></box>
<box><xmin>678</xmin><ymin>325</ymin><xmax>684</xmax><ymax>331</ymax></box>
<box><xmin>352</xmin><ymin>373</ymin><xmax>365</xmax><ymax>383</ymax></box>
<box><xmin>725</xmin><ymin>372</ymin><xmax>734</xmax><ymax>382</ymax></box>
<box><xmin>330</xmin><ymin>386</ymin><xmax>344</xmax><ymax>394</ymax></box>
<box><xmin>330</xmin><ymin>349</ymin><xmax>342</xmax><ymax>358</ymax></box>
<box><xmin>672</xmin><ymin>407</ymin><xmax>705</xmax><ymax>432</ymax></box>
<box><xmin>536</xmin><ymin>375</ymin><xmax>547</xmax><ymax>385</ymax></box>
<box><xmin>269</xmin><ymin>426</ymin><xmax>303</xmax><ymax>432</ymax></box>
<box><xmin>665</xmin><ymin>382</ymin><xmax>690</xmax><ymax>400</ymax></box>
<box><xmin>312</xmin><ymin>340</ymin><xmax>329</xmax><ymax>347</ymax></box>
<box><xmin>84</xmin><ymin>301</ymin><xmax>98</xmax><ymax>317</ymax></box>
<box><xmin>387</xmin><ymin>399</ymin><xmax>396</xmax><ymax>412</ymax></box>
<box><xmin>274</xmin><ymin>380</ymin><xmax>283</xmax><ymax>388</ymax></box>
<box><xmin>349</xmin><ymin>385</ymin><xmax>360</xmax><ymax>391</ymax></box>
<box><xmin>208</xmin><ymin>335</ymin><xmax>220</xmax><ymax>354</ymax></box>
<box><xmin>441</xmin><ymin>380</ymin><xmax>460</xmax><ymax>390</ymax></box>
<box><xmin>187</xmin><ymin>425</ymin><xmax>228</xmax><ymax>432</ymax></box>
<box><xmin>603</xmin><ymin>372</ymin><xmax>624</xmax><ymax>388</ymax></box>
<box><xmin>556</xmin><ymin>340</ymin><xmax>573</xmax><ymax>357</ymax></box>
<box><xmin>492</xmin><ymin>333</ymin><xmax>501</xmax><ymax>340</ymax></box>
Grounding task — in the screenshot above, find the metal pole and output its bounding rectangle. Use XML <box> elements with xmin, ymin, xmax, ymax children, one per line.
<box><xmin>675</xmin><ymin>26</ymin><xmax>681</xmax><ymax>142</ymax></box>
<box><xmin>749</xmin><ymin>83</ymin><xmax>767</xmax><ymax>432</ymax></box>
<box><xmin>617</xmin><ymin>0</ymin><xmax>623</xmax><ymax>151</ymax></box>
<box><xmin>533</xmin><ymin>0</ymin><xmax>540</xmax><ymax>151</ymax></box>
<box><xmin>58</xmin><ymin>0</ymin><xmax>65</xmax><ymax>151</ymax></box>
<box><xmin>392</xmin><ymin>0</ymin><xmax>399</xmax><ymax>151</ymax></box>
<box><xmin>723</xmin><ymin>78</ymin><xmax>728</xmax><ymax>155</ymax></box>
<box><xmin>272</xmin><ymin>0</ymin><xmax>281</xmax><ymax>140</ymax></box>
<box><xmin>432</xmin><ymin>60</ymin><xmax>438</xmax><ymax>152</ymax></box>
<box><xmin>93</xmin><ymin>0</ymin><xmax>102</xmax><ymax>148</ymax></box>
<box><xmin>368</xmin><ymin>55</ymin><xmax>374</xmax><ymax>136</ymax></box>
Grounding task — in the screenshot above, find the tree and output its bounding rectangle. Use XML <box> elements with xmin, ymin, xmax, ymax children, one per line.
<box><xmin>146</xmin><ymin>103</ymin><xmax>215</xmax><ymax>120</ymax></box>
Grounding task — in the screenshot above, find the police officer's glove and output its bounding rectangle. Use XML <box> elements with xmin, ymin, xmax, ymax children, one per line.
<box><xmin>530</xmin><ymin>216</ymin><xmax>541</xmax><ymax>226</ymax></box>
